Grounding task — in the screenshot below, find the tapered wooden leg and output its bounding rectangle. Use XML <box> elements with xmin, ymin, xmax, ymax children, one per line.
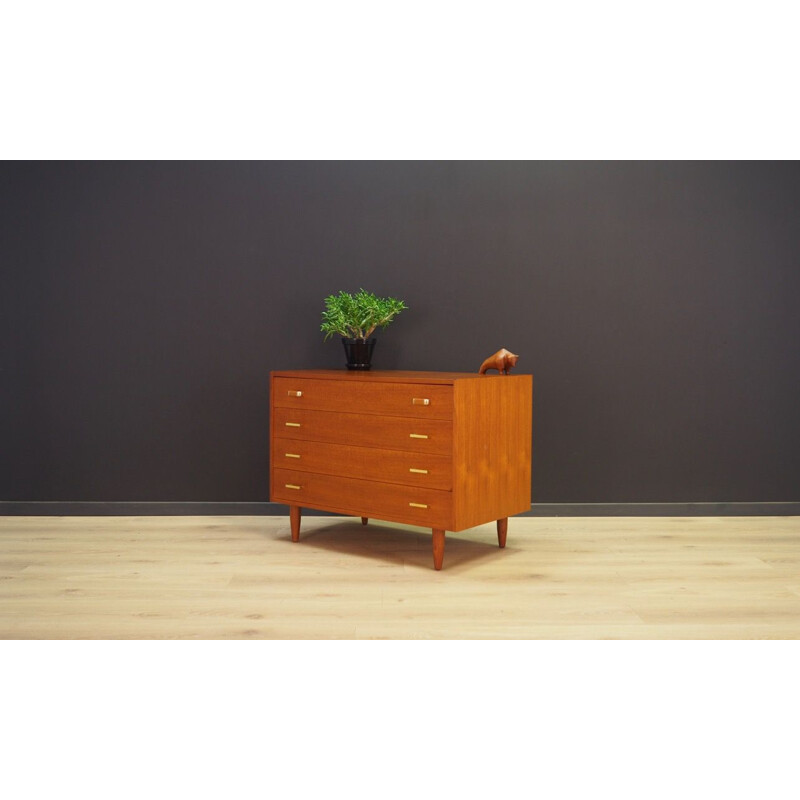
<box><xmin>361</xmin><ymin>517</ymin><xmax>368</xmax><ymax>525</ymax></box>
<box><xmin>497</xmin><ymin>517</ymin><xmax>508</xmax><ymax>548</ymax></box>
<box><xmin>432</xmin><ymin>529</ymin><xmax>445</xmax><ymax>570</ymax></box>
<box><xmin>290</xmin><ymin>505</ymin><xmax>301</xmax><ymax>542</ymax></box>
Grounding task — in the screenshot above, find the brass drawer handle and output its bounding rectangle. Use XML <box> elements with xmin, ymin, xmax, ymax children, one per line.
<box><xmin>285</xmin><ymin>422</ymin><xmax>301</xmax><ymax>427</ymax></box>
<box><xmin>285</xmin><ymin>484</ymin><xmax>301</xmax><ymax>490</ymax></box>
<box><xmin>409</xmin><ymin>502</ymin><xmax>428</xmax><ymax>509</ymax></box>
<box><xmin>412</xmin><ymin>398</ymin><xmax>430</xmax><ymax>406</ymax></box>
<box><xmin>409</xmin><ymin>468</ymin><xmax>428</xmax><ymax>474</ymax></box>
<box><xmin>409</xmin><ymin>433</ymin><xmax>428</xmax><ymax>439</ymax></box>
<box><xmin>284</xmin><ymin>453</ymin><xmax>300</xmax><ymax>458</ymax></box>
<box><xmin>287</xmin><ymin>390</ymin><xmax>303</xmax><ymax>397</ymax></box>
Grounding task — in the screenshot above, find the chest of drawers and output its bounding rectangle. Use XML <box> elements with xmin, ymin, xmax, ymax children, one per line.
<box><xmin>270</xmin><ymin>369</ymin><xmax>532</xmax><ymax>570</ymax></box>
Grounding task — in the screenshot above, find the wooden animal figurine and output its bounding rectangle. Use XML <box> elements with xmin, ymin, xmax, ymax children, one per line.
<box><xmin>478</xmin><ymin>348</ymin><xmax>519</xmax><ymax>375</ymax></box>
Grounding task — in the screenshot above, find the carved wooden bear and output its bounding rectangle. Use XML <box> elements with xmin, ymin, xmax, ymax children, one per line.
<box><xmin>478</xmin><ymin>348</ymin><xmax>519</xmax><ymax>375</ymax></box>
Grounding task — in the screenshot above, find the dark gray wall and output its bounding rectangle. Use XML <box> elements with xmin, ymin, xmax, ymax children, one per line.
<box><xmin>2</xmin><ymin>162</ymin><xmax>799</xmax><ymax>504</ymax></box>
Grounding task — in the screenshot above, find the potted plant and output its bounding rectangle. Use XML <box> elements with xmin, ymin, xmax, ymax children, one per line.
<box><xmin>320</xmin><ymin>289</ymin><xmax>407</xmax><ymax>370</ymax></box>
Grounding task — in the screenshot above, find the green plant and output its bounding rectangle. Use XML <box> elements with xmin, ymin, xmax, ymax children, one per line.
<box><xmin>320</xmin><ymin>289</ymin><xmax>407</xmax><ymax>342</ymax></box>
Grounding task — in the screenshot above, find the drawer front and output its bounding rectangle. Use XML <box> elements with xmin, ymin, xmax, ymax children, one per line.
<box><xmin>273</xmin><ymin>407</ymin><xmax>452</xmax><ymax>455</ymax></box>
<box><xmin>273</xmin><ymin>437</ymin><xmax>452</xmax><ymax>490</ymax></box>
<box><xmin>273</xmin><ymin>377</ymin><xmax>453</xmax><ymax>420</ymax></box>
<box><xmin>272</xmin><ymin>468</ymin><xmax>452</xmax><ymax>529</ymax></box>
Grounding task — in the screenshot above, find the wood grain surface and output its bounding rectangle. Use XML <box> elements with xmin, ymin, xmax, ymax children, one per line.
<box><xmin>272</xmin><ymin>406</ymin><xmax>453</xmax><ymax>455</ymax></box>
<box><xmin>453</xmin><ymin>374</ymin><xmax>532</xmax><ymax>530</ymax></box>
<box><xmin>271</xmin><ymin>370</ymin><xmax>516</xmax><ymax>384</ymax></box>
<box><xmin>272</xmin><ymin>436</ymin><xmax>453</xmax><ymax>490</ymax></box>
<box><xmin>273</xmin><ymin>377</ymin><xmax>454</xmax><ymax>419</ymax></box>
<box><xmin>272</xmin><ymin>468</ymin><xmax>453</xmax><ymax>529</ymax></box>
<box><xmin>2</xmin><ymin>515</ymin><xmax>799</xmax><ymax>639</ymax></box>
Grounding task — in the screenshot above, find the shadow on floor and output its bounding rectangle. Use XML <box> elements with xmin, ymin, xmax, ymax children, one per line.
<box><xmin>285</xmin><ymin>518</ymin><xmax>508</xmax><ymax>572</ymax></box>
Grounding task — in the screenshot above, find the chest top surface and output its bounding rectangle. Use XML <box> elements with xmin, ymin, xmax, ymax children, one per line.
<box><xmin>271</xmin><ymin>369</ymin><xmax>530</xmax><ymax>385</ymax></box>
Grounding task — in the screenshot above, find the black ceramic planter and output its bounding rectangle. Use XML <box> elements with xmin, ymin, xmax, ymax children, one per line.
<box><xmin>342</xmin><ymin>338</ymin><xmax>376</xmax><ymax>370</ymax></box>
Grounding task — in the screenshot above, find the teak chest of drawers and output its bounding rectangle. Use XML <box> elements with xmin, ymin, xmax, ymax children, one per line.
<box><xmin>270</xmin><ymin>369</ymin><xmax>532</xmax><ymax>570</ymax></box>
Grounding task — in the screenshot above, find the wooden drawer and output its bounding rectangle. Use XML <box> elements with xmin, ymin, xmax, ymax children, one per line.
<box><xmin>273</xmin><ymin>407</ymin><xmax>452</xmax><ymax>455</ymax></box>
<box><xmin>272</xmin><ymin>437</ymin><xmax>452</xmax><ymax>490</ymax></box>
<box><xmin>273</xmin><ymin>377</ymin><xmax>453</xmax><ymax>420</ymax></box>
<box><xmin>272</xmin><ymin>468</ymin><xmax>452</xmax><ymax>530</ymax></box>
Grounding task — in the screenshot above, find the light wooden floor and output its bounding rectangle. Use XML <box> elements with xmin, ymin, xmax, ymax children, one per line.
<box><xmin>2</xmin><ymin>514</ymin><xmax>799</xmax><ymax>639</ymax></box>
